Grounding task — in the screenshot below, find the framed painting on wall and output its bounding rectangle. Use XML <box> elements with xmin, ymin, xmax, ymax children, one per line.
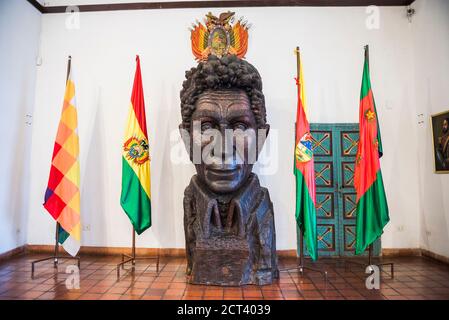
<box><xmin>431</xmin><ymin>110</ymin><xmax>449</xmax><ymax>173</ymax></box>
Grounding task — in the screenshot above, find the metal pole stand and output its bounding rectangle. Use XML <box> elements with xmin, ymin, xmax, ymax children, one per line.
<box><xmin>344</xmin><ymin>244</ymin><xmax>394</xmax><ymax>278</ymax></box>
<box><xmin>116</xmin><ymin>228</ymin><xmax>160</xmax><ymax>279</ymax></box>
<box><xmin>31</xmin><ymin>58</ymin><xmax>80</xmax><ymax>278</ymax></box>
<box><xmin>31</xmin><ymin>222</ymin><xmax>81</xmax><ymax>278</ymax></box>
<box><xmin>280</xmin><ymin>230</ymin><xmax>328</xmax><ymax>282</ymax></box>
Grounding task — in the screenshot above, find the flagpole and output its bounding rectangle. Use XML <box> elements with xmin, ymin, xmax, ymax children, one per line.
<box><xmin>295</xmin><ymin>46</ymin><xmax>304</xmax><ymax>271</ymax></box>
<box><xmin>53</xmin><ymin>56</ymin><xmax>71</xmax><ymax>266</ymax></box>
<box><xmin>344</xmin><ymin>45</ymin><xmax>394</xmax><ymax>278</ymax></box>
<box><xmin>365</xmin><ymin>45</ymin><xmax>379</xmax><ymax>269</ymax></box>
<box><xmin>366</xmin><ymin>45</ymin><xmax>374</xmax><ymax>268</ymax></box>
<box><xmin>299</xmin><ymin>229</ymin><xmax>304</xmax><ymax>269</ymax></box>
<box><xmin>132</xmin><ymin>227</ymin><xmax>136</xmax><ymax>266</ymax></box>
<box><xmin>280</xmin><ymin>47</ymin><xmax>327</xmax><ymax>282</ymax></box>
<box><xmin>31</xmin><ymin>56</ymin><xmax>81</xmax><ymax>277</ymax></box>
<box><xmin>296</xmin><ymin>46</ymin><xmax>301</xmax><ymax>91</ymax></box>
<box><xmin>66</xmin><ymin>55</ymin><xmax>72</xmax><ymax>83</ymax></box>
<box><xmin>368</xmin><ymin>244</ymin><xmax>373</xmax><ymax>266</ymax></box>
<box><xmin>54</xmin><ymin>222</ymin><xmax>59</xmax><ymax>267</ymax></box>
<box><xmin>116</xmin><ymin>226</ymin><xmax>160</xmax><ymax>278</ymax></box>
<box><xmin>116</xmin><ymin>55</ymin><xmax>159</xmax><ymax>279</ymax></box>
<box><xmin>364</xmin><ymin>45</ymin><xmax>369</xmax><ymax>68</ymax></box>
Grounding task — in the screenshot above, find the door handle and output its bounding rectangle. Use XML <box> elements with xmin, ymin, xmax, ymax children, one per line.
<box><xmin>336</xmin><ymin>183</ymin><xmax>349</xmax><ymax>193</ymax></box>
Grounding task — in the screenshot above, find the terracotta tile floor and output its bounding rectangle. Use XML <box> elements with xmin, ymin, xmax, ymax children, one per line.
<box><xmin>1</xmin><ymin>254</ymin><xmax>449</xmax><ymax>300</ymax></box>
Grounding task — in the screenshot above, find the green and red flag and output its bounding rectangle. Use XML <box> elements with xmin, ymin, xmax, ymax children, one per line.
<box><xmin>354</xmin><ymin>46</ymin><xmax>389</xmax><ymax>255</ymax></box>
<box><xmin>120</xmin><ymin>56</ymin><xmax>152</xmax><ymax>235</ymax></box>
<box><xmin>43</xmin><ymin>57</ymin><xmax>81</xmax><ymax>257</ymax></box>
<box><xmin>294</xmin><ymin>49</ymin><xmax>318</xmax><ymax>261</ymax></box>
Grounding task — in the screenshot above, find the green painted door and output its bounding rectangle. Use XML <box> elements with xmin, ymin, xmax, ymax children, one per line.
<box><xmin>297</xmin><ymin>123</ymin><xmax>380</xmax><ymax>257</ymax></box>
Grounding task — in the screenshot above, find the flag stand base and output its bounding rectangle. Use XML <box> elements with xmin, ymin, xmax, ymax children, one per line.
<box><xmin>116</xmin><ymin>228</ymin><xmax>160</xmax><ymax>279</ymax></box>
<box><xmin>279</xmin><ymin>230</ymin><xmax>328</xmax><ymax>282</ymax></box>
<box><xmin>31</xmin><ymin>222</ymin><xmax>80</xmax><ymax>278</ymax></box>
<box><xmin>344</xmin><ymin>244</ymin><xmax>394</xmax><ymax>278</ymax></box>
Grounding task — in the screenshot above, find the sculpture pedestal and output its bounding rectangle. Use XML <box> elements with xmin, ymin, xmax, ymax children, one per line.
<box><xmin>183</xmin><ymin>174</ymin><xmax>278</xmax><ymax>286</ymax></box>
<box><xmin>189</xmin><ymin>235</ymin><xmax>251</xmax><ymax>286</ymax></box>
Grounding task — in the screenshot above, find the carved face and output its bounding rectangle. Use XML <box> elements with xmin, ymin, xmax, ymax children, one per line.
<box><xmin>443</xmin><ymin>119</ymin><xmax>448</xmax><ymax>134</ymax></box>
<box><xmin>188</xmin><ymin>89</ymin><xmax>266</xmax><ymax>194</ymax></box>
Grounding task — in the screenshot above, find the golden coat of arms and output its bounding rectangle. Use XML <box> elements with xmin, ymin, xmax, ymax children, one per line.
<box><xmin>190</xmin><ymin>11</ymin><xmax>250</xmax><ymax>61</ymax></box>
<box><xmin>123</xmin><ymin>137</ymin><xmax>150</xmax><ymax>165</ymax></box>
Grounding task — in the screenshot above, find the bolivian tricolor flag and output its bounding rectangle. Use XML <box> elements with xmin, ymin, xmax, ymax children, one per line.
<box><xmin>354</xmin><ymin>46</ymin><xmax>389</xmax><ymax>255</ymax></box>
<box><xmin>120</xmin><ymin>56</ymin><xmax>151</xmax><ymax>235</ymax></box>
<box><xmin>294</xmin><ymin>49</ymin><xmax>318</xmax><ymax>261</ymax></box>
<box><xmin>43</xmin><ymin>57</ymin><xmax>81</xmax><ymax>257</ymax></box>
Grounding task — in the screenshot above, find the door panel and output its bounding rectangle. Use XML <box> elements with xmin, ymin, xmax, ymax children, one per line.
<box><xmin>340</xmin><ymin>131</ymin><xmax>359</xmax><ymax>156</ymax></box>
<box><xmin>311</xmin><ymin>131</ymin><xmax>333</xmax><ymax>156</ymax></box>
<box><xmin>307</xmin><ymin>128</ymin><xmax>339</xmax><ymax>257</ymax></box>
<box><xmin>339</xmin><ymin>130</ymin><xmax>358</xmax><ymax>255</ymax></box>
<box><xmin>343</xmin><ymin>225</ymin><xmax>357</xmax><ymax>252</ymax></box>
<box><xmin>342</xmin><ymin>193</ymin><xmax>357</xmax><ymax>219</ymax></box>
<box><xmin>317</xmin><ymin>224</ymin><xmax>336</xmax><ymax>252</ymax></box>
<box><xmin>297</xmin><ymin>123</ymin><xmax>380</xmax><ymax>257</ymax></box>
<box><xmin>315</xmin><ymin>192</ymin><xmax>334</xmax><ymax>219</ymax></box>
<box><xmin>314</xmin><ymin>161</ymin><xmax>333</xmax><ymax>187</ymax></box>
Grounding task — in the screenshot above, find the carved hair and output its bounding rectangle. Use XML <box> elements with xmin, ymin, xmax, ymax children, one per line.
<box><xmin>180</xmin><ymin>55</ymin><xmax>267</xmax><ymax>130</ymax></box>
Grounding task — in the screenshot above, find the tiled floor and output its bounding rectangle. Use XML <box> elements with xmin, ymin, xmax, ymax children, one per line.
<box><xmin>1</xmin><ymin>254</ymin><xmax>449</xmax><ymax>300</ymax></box>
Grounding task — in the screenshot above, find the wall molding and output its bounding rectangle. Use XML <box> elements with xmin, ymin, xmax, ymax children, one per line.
<box><xmin>421</xmin><ymin>249</ymin><xmax>449</xmax><ymax>265</ymax></box>
<box><xmin>3</xmin><ymin>245</ymin><xmax>448</xmax><ymax>266</ymax></box>
<box><xmin>382</xmin><ymin>248</ymin><xmax>422</xmax><ymax>257</ymax></box>
<box><xmin>26</xmin><ymin>245</ymin><xmax>185</xmax><ymax>257</ymax></box>
<box><xmin>0</xmin><ymin>246</ymin><xmax>27</xmax><ymax>264</ymax></box>
<box><xmin>27</xmin><ymin>0</ymin><xmax>416</xmax><ymax>14</ymax></box>
<box><xmin>382</xmin><ymin>248</ymin><xmax>449</xmax><ymax>266</ymax></box>
<box><xmin>26</xmin><ymin>245</ymin><xmax>298</xmax><ymax>258</ymax></box>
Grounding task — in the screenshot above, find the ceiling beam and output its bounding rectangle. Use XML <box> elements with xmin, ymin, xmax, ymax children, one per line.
<box><xmin>27</xmin><ymin>0</ymin><xmax>416</xmax><ymax>14</ymax></box>
<box><xmin>26</xmin><ymin>0</ymin><xmax>45</xmax><ymax>13</ymax></box>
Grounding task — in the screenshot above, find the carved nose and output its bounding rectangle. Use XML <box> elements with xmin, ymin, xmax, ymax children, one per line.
<box><xmin>219</xmin><ymin>125</ymin><xmax>235</xmax><ymax>163</ymax></box>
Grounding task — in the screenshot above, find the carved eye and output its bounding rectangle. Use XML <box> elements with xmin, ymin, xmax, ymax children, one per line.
<box><xmin>201</xmin><ymin>121</ymin><xmax>214</xmax><ymax>132</ymax></box>
<box><xmin>233</xmin><ymin>122</ymin><xmax>248</xmax><ymax>131</ymax></box>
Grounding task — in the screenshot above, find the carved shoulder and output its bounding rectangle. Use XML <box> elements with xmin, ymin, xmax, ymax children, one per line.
<box><xmin>255</xmin><ymin>187</ymin><xmax>274</xmax><ymax>221</ymax></box>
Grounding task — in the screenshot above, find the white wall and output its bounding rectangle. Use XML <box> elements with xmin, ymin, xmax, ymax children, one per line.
<box><xmin>412</xmin><ymin>0</ymin><xmax>449</xmax><ymax>258</ymax></box>
<box><xmin>0</xmin><ymin>0</ymin><xmax>41</xmax><ymax>254</ymax></box>
<box><xmin>25</xmin><ymin>5</ymin><xmax>423</xmax><ymax>251</ymax></box>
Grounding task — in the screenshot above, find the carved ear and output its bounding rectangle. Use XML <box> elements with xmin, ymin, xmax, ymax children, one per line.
<box><xmin>257</xmin><ymin>124</ymin><xmax>270</xmax><ymax>157</ymax></box>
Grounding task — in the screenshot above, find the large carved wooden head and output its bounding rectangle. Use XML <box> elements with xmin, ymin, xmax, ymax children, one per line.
<box><xmin>180</xmin><ymin>55</ymin><xmax>270</xmax><ymax>194</ymax></box>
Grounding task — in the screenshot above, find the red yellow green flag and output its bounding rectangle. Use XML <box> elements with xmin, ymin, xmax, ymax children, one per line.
<box><xmin>354</xmin><ymin>46</ymin><xmax>390</xmax><ymax>255</ymax></box>
<box><xmin>43</xmin><ymin>57</ymin><xmax>81</xmax><ymax>257</ymax></box>
<box><xmin>120</xmin><ymin>56</ymin><xmax>152</xmax><ymax>235</ymax></box>
<box><xmin>294</xmin><ymin>49</ymin><xmax>318</xmax><ymax>261</ymax></box>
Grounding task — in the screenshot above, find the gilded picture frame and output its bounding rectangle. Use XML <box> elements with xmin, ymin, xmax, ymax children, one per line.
<box><xmin>431</xmin><ymin>110</ymin><xmax>449</xmax><ymax>174</ymax></box>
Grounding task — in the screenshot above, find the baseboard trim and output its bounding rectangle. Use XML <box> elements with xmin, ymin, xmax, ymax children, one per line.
<box><xmin>26</xmin><ymin>245</ymin><xmax>299</xmax><ymax>258</ymax></box>
<box><xmin>0</xmin><ymin>245</ymin><xmax>26</xmax><ymax>263</ymax></box>
<box><xmin>3</xmin><ymin>245</ymin><xmax>445</xmax><ymax>266</ymax></box>
<box><xmin>26</xmin><ymin>245</ymin><xmax>185</xmax><ymax>257</ymax></box>
<box><xmin>382</xmin><ymin>248</ymin><xmax>449</xmax><ymax>266</ymax></box>
<box><xmin>277</xmin><ymin>250</ymin><xmax>298</xmax><ymax>258</ymax></box>
<box><xmin>421</xmin><ymin>249</ymin><xmax>449</xmax><ymax>265</ymax></box>
<box><xmin>382</xmin><ymin>248</ymin><xmax>422</xmax><ymax>257</ymax></box>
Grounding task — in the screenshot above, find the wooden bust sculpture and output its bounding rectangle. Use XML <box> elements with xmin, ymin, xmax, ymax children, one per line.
<box><xmin>179</xmin><ymin>12</ymin><xmax>278</xmax><ymax>286</ymax></box>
